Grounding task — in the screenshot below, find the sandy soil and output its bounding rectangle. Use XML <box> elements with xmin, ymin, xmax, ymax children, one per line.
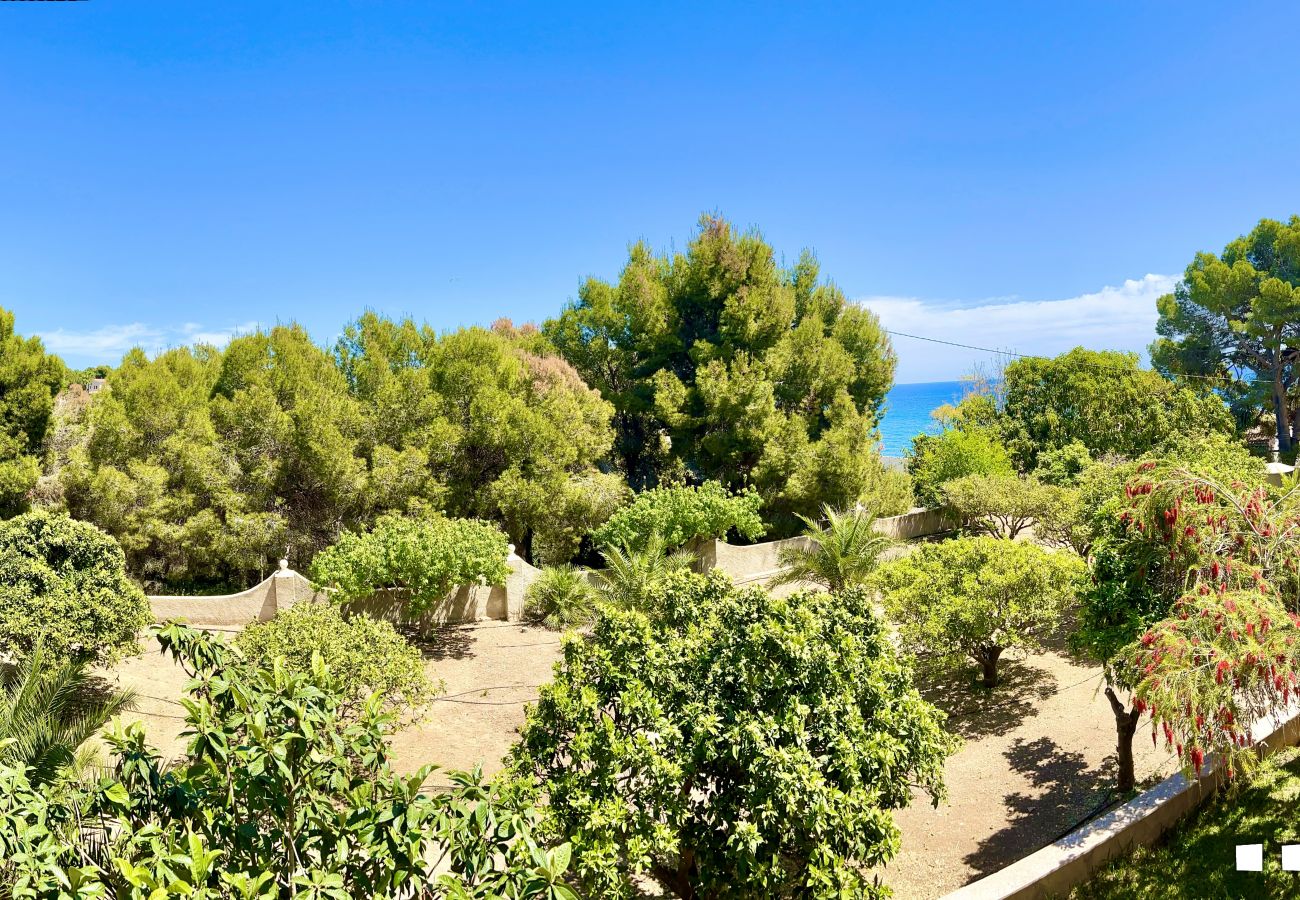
<box><xmin>882</xmin><ymin>641</ymin><xmax>1177</xmax><ymax>899</ymax></box>
<box><xmin>100</xmin><ymin>621</ymin><xmax>565</xmax><ymax>778</ymax></box>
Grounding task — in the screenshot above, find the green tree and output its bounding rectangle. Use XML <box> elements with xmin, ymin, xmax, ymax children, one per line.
<box><xmin>1</xmin><ymin>640</ymin><xmax>136</xmax><ymax>785</ymax></box>
<box><xmin>0</xmin><ymin>623</ymin><xmax>578</xmax><ymax>899</ymax></box>
<box><xmin>1000</xmin><ymin>347</ymin><xmax>1233</xmax><ymax>469</ymax></box>
<box><xmin>907</xmin><ymin>423</ymin><xmax>1014</xmax><ymax>506</ymax></box>
<box><xmin>310</xmin><ymin>513</ymin><xmax>511</xmax><ymax>616</ymax></box>
<box><xmin>590</xmin><ymin>480</ymin><xmax>764</xmax><ymax>552</ymax></box>
<box><xmin>524</xmin><ymin>564</ymin><xmax>600</xmax><ymax>630</ymax></box>
<box><xmin>593</xmin><ymin>534</ymin><xmax>695</xmax><ymax>611</ymax></box>
<box><xmin>545</xmin><ymin>215</ymin><xmax>897</xmax><ymax>534</ymax></box>
<box><xmin>875</xmin><ymin>537</ymin><xmax>1084</xmax><ymax>688</ymax></box>
<box><xmin>234</xmin><ymin>602</ymin><xmax>435</xmax><ymax>717</ymax></box>
<box><xmin>774</xmin><ymin>504</ymin><xmax>895</xmax><ymax>593</ymax></box>
<box><xmin>940</xmin><ymin>473</ymin><xmax>1073</xmax><ymax>542</ymax></box>
<box><xmin>511</xmin><ymin>571</ymin><xmax>954</xmax><ymax>899</ymax></box>
<box><xmin>0</xmin><ymin>510</ymin><xmax>149</xmax><ymax>663</ymax></box>
<box><xmin>0</xmin><ymin>308</ymin><xmax>66</xmax><ymax>517</ymax></box>
<box><xmin>1152</xmin><ymin>216</ymin><xmax>1300</xmax><ymax>451</ymax></box>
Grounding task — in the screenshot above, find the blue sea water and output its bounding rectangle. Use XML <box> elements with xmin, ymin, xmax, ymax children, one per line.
<box><xmin>878</xmin><ymin>380</ymin><xmax>967</xmax><ymax>459</ymax></box>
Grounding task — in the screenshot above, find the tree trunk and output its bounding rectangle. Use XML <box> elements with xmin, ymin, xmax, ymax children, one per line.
<box><xmin>976</xmin><ymin>647</ymin><xmax>1003</xmax><ymax>688</ymax></box>
<box><xmin>1105</xmin><ymin>685</ymin><xmax>1141</xmax><ymax>793</ymax></box>
<box><xmin>1274</xmin><ymin>364</ymin><xmax>1293</xmax><ymax>454</ymax></box>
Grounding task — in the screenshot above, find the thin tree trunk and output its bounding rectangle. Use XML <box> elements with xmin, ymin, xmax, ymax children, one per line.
<box><xmin>1274</xmin><ymin>362</ymin><xmax>1293</xmax><ymax>454</ymax></box>
<box><xmin>1105</xmin><ymin>685</ymin><xmax>1141</xmax><ymax>793</ymax></box>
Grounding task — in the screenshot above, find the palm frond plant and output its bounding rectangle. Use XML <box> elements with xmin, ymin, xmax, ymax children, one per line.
<box><xmin>596</xmin><ymin>534</ymin><xmax>696</xmax><ymax>610</ymax></box>
<box><xmin>525</xmin><ymin>564</ymin><xmax>601</xmax><ymax>630</ymax></box>
<box><xmin>0</xmin><ymin>640</ymin><xmax>136</xmax><ymax>785</ymax></box>
<box><xmin>774</xmin><ymin>504</ymin><xmax>895</xmax><ymax>593</ymax></box>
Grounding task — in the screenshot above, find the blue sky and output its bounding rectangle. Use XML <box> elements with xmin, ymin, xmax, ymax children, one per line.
<box><xmin>3</xmin><ymin>2</ymin><xmax>1299</xmax><ymax>381</ymax></box>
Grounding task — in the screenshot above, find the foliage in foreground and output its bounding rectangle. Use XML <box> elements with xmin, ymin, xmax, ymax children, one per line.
<box><xmin>524</xmin><ymin>564</ymin><xmax>600</xmax><ymax>630</ymax></box>
<box><xmin>0</xmin><ymin>624</ymin><xmax>576</xmax><ymax>899</ymax></box>
<box><xmin>590</xmin><ymin>480</ymin><xmax>765</xmax><ymax>552</ymax></box>
<box><xmin>0</xmin><ymin>510</ymin><xmax>149</xmax><ymax>663</ymax></box>
<box><xmin>773</xmin><ymin>504</ymin><xmax>894</xmax><ymax>593</ymax></box>
<box><xmin>511</xmin><ymin>570</ymin><xmax>956</xmax><ymax>899</ymax></box>
<box><xmin>875</xmin><ymin>536</ymin><xmax>1084</xmax><ymax>688</ymax></box>
<box><xmin>1073</xmin><ymin>746</ymin><xmax>1300</xmax><ymax>900</ymax></box>
<box><xmin>310</xmin><ymin>513</ymin><xmax>511</xmax><ymax>615</ymax></box>
<box><xmin>0</xmin><ymin>640</ymin><xmax>136</xmax><ymax>786</ymax></box>
<box><xmin>234</xmin><ymin>601</ymin><xmax>435</xmax><ymax>717</ymax></box>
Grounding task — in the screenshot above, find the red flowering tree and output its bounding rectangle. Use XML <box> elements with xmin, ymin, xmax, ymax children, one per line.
<box><xmin>1116</xmin><ymin>469</ymin><xmax>1300</xmax><ymax>781</ymax></box>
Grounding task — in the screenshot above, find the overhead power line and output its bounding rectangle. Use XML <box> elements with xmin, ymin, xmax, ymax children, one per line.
<box><xmin>883</xmin><ymin>329</ymin><xmax>1275</xmax><ymax>388</ymax></box>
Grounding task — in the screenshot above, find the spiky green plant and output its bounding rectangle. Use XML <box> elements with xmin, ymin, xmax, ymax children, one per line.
<box><xmin>526</xmin><ymin>564</ymin><xmax>600</xmax><ymax>630</ymax></box>
<box><xmin>597</xmin><ymin>534</ymin><xmax>696</xmax><ymax>610</ymax></box>
<box><xmin>0</xmin><ymin>641</ymin><xmax>136</xmax><ymax>784</ymax></box>
<box><xmin>774</xmin><ymin>504</ymin><xmax>895</xmax><ymax>594</ymax></box>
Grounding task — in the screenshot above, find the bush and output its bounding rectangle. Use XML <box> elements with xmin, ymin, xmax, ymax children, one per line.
<box><xmin>940</xmin><ymin>473</ymin><xmax>1074</xmax><ymax>541</ymax></box>
<box><xmin>590</xmin><ymin>481</ymin><xmax>765</xmax><ymax>551</ymax></box>
<box><xmin>875</xmin><ymin>536</ymin><xmax>1084</xmax><ymax>687</ymax></box>
<box><xmin>511</xmin><ymin>570</ymin><xmax>955</xmax><ymax>899</ymax></box>
<box><xmin>907</xmin><ymin>425</ymin><xmax>1014</xmax><ymax>507</ymax></box>
<box><xmin>235</xmin><ymin>602</ymin><xmax>434</xmax><ymax>716</ymax></box>
<box><xmin>310</xmin><ymin>513</ymin><xmax>511</xmax><ymax>615</ymax></box>
<box><xmin>774</xmin><ymin>504</ymin><xmax>895</xmax><ymax>593</ymax></box>
<box><xmin>525</xmin><ymin>565</ymin><xmax>599</xmax><ymax>630</ymax></box>
<box><xmin>0</xmin><ymin>623</ymin><xmax>577</xmax><ymax>899</ymax></box>
<box><xmin>0</xmin><ymin>510</ymin><xmax>149</xmax><ymax>663</ymax></box>
<box><xmin>1033</xmin><ymin>440</ymin><xmax>1092</xmax><ymax>485</ymax></box>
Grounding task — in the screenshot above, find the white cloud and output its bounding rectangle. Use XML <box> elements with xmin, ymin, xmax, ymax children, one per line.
<box><xmin>37</xmin><ymin>320</ymin><xmax>262</xmax><ymax>365</ymax></box>
<box><xmin>858</xmin><ymin>273</ymin><xmax>1178</xmax><ymax>384</ymax></box>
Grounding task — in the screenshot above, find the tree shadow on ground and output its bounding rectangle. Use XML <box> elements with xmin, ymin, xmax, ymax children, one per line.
<box><xmin>917</xmin><ymin>659</ymin><xmax>1058</xmax><ymax>740</ymax></box>
<box><xmin>412</xmin><ymin>626</ymin><xmax>475</xmax><ymax>661</ymax></box>
<box><xmin>962</xmin><ymin>736</ymin><xmax>1118</xmax><ymax>877</ymax></box>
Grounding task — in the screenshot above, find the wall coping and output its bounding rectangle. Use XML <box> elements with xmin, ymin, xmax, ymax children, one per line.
<box><xmin>941</xmin><ymin>701</ymin><xmax>1300</xmax><ymax>899</ymax></box>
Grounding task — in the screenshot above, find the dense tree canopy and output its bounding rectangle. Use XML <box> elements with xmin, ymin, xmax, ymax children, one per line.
<box><xmin>511</xmin><ymin>570</ymin><xmax>954</xmax><ymax>899</ymax></box>
<box><xmin>0</xmin><ymin>308</ymin><xmax>65</xmax><ymax>517</ymax></box>
<box><xmin>1152</xmin><ymin>216</ymin><xmax>1300</xmax><ymax>451</ymax></box>
<box><xmin>545</xmin><ymin>215</ymin><xmax>899</xmax><ymax>534</ymax></box>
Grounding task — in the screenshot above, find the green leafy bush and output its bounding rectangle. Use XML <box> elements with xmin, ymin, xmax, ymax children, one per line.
<box><xmin>235</xmin><ymin>602</ymin><xmax>434</xmax><ymax>716</ymax></box>
<box><xmin>0</xmin><ymin>510</ymin><xmax>149</xmax><ymax>663</ymax></box>
<box><xmin>940</xmin><ymin>473</ymin><xmax>1074</xmax><ymax>542</ymax></box>
<box><xmin>525</xmin><ymin>565</ymin><xmax>599</xmax><ymax>630</ymax></box>
<box><xmin>511</xmin><ymin>570</ymin><xmax>955</xmax><ymax>899</ymax></box>
<box><xmin>875</xmin><ymin>536</ymin><xmax>1084</xmax><ymax>687</ymax></box>
<box><xmin>774</xmin><ymin>504</ymin><xmax>895</xmax><ymax>593</ymax></box>
<box><xmin>1033</xmin><ymin>440</ymin><xmax>1093</xmax><ymax>485</ymax></box>
<box><xmin>0</xmin><ymin>624</ymin><xmax>578</xmax><ymax>899</ymax></box>
<box><xmin>589</xmin><ymin>481</ymin><xmax>764</xmax><ymax>551</ymax></box>
<box><xmin>310</xmin><ymin>513</ymin><xmax>511</xmax><ymax>615</ymax></box>
<box><xmin>907</xmin><ymin>425</ymin><xmax>1014</xmax><ymax>507</ymax></box>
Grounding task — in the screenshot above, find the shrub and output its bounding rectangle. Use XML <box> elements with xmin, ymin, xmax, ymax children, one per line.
<box><xmin>0</xmin><ymin>510</ymin><xmax>149</xmax><ymax>663</ymax></box>
<box><xmin>235</xmin><ymin>602</ymin><xmax>434</xmax><ymax>716</ymax></box>
<box><xmin>875</xmin><ymin>536</ymin><xmax>1084</xmax><ymax>687</ymax></box>
<box><xmin>511</xmin><ymin>571</ymin><xmax>955</xmax><ymax>899</ymax></box>
<box><xmin>590</xmin><ymin>481</ymin><xmax>765</xmax><ymax>552</ymax></box>
<box><xmin>940</xmin><ymin>473</ymin><xmax>1073</xmax><ymax>541</ymax></box>
<box><xmin>774</xmin><ymin>504</ymin><xmax>895</xmax><ymax>593</ymax></box>
<box><xmin>594</xmin><ymin>535</ymin><xmax>696</xmax><ymax>612</ymax></box>
<box><xmin>525</xmin><ymin>565</ymin><xmax>599</xmax><ymax>630</ymax></box>
<box><xmin>310</xmin><ymin>513</ymin><xmax>511</xmax><ymax>615</ymax></box>
<box><xmin>0</xmin><ymin>624</ymin><xmax>578</xmax><ymax>899</ymax></box>
<box><xmin>1033</xmin><ymin>440</ymin><xmax>1092</xmax><ymax>485</ymax></box>
<box><xmin>907</xmin><ymin>425</ymin><xmax>1014</xmax><ymax>507</ymax></box>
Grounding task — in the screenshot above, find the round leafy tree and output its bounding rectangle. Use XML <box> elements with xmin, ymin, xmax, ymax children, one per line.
<box><xmin>0</xmin><ymin>511</ymin><xmax>148</xmax><ymax>663</ymax></box>
<box><xmin>907</xmin><ymin>424</ymin><xmax>1014</xmax><ymax>507</ymax></box>
<box><xmin>875</xmin><ymin>536</ymin><xmax>1084</xmax><ymax>688</ymax></box>
<box><xmin>235</xmin><ymin>602</ymin><xmax>435</xmax><ymax>717</ymax></box>
<box><xmin>510</xmin><ymin>570</ymin><xmax>955</xmax><ymax>899</ymax></box>
<box><xmin>590</xmin><ymin>480</ymin><xmax>765</xmax><ymax>552</ymax></box>
<box><xmin>309</xmin><ymin>513</ymin><xmax>511</xmax><ymax>615</ymax></box>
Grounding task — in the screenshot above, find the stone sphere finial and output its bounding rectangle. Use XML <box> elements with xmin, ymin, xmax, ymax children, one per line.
<box><xmin>279</xmin><ymin>558</ymin><xmax>289</xmax><ymax>571</ymax></box>
<box><xmin>507</xmin><ymin>543</ymin><xmax>516</xmax><ymax>557</ymax></box>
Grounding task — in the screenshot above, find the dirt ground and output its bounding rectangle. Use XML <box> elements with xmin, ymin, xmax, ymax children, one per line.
<box><xmin>101</xmin><ymin>621</ymin><xmax>565</xmax><ymax>778</ymax></box>
<box><xmin>882</xmin><ymin>640</ymin><xmax>1177</xmax><ymax>899</ymax></box>
<box><xmin>103</xmin><ymin>620</ymin><xmax>1172</xmax><ymax>900</ymax></box>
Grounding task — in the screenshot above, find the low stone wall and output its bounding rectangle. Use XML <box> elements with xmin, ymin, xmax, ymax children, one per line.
<box><xmin>147</xmin><ymin>567</ymin><xmax>319</xmax><ymax>627</ymax></box>
<box><xmin>874</xmin><ymin>506</ymin><xmax>952</xmax><ymax>540</ymax></box>
<box><xmin>943</xmin><ymin>703</ymin><xmax>1300</xmax><ymax>899</ymax></box>
<box><xmin>147</xmin><ymin>553</ymin><xmax>541</xmax><ymax>630</ymax></box>
<box><xmin>693</xmin><ymin>536</ymin><xmax>810</xmax><ymax>586</ymax></box>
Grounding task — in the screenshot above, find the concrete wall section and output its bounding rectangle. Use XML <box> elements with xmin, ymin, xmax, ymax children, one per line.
<box><xmin>148</xmin><ymin>568</ymin><xmax>320</xmax><ymax>627</ymax></box>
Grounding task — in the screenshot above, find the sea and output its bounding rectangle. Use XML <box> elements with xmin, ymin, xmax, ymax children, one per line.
<box><xmin>878</xmin><ymin>380</ymin><xmax>967</xmax><ymax>460</ymax></box>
